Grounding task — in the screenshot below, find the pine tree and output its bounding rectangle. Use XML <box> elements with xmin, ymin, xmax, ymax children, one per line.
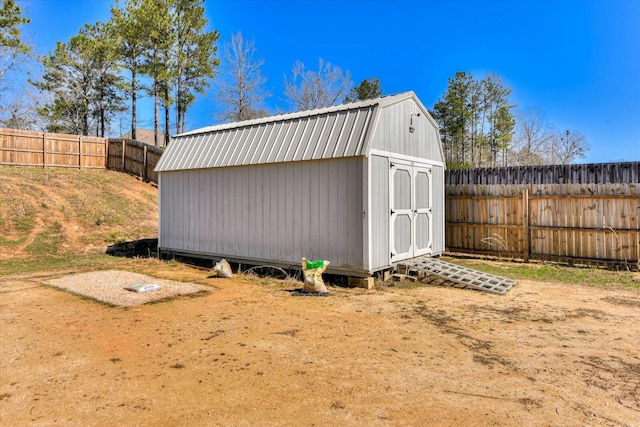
<box><xmin>0</xmin><ymin>0</ymin><xmax>31</xmax><ymax>98</ymax></box>
<box><xmin>110</xmin><ymin>0</ymin><xmax>146</xmax><ymax>140</ymax></box>
<box><xmin>83</xmin><ymin>22</ymin><xmax>126</xmax><ymax>137</ymax></box>
<box><xmin>431</xmin><ymin>72</ymin><xmax>473</xmax><ymax>168</ymax></box>
<box><xmin>344</xmin><ymin>77</ymin><xmax>383</xmax><ymax>102</ymax></box>
<box><xmin>138</xmin><ymin>0</ymin><xmax>175</xmax><ymax>145</ymax></box>
<box><xmin>431</xmin><ymin>72</ymin><xmax>515</xmax><ymax>168</ymax></box>
<box><xmin>174</xmin><ymin>0</ymin><xmax>219</xmax><ymax>133</ymax></box>
<box><xmin>32</xmin><ymin>26</ymin><xmax>125</xmax><ymax>136</ymax></box>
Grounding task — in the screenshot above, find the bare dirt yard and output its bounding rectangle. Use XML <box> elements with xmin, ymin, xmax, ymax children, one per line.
<box><xmin>2</xmin><ymin>260</ymin><xmax>639</xmax><ymax>426</ymax></box>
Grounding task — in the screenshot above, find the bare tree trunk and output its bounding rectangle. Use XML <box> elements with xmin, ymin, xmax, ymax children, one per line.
<box><xmin>131</xmin><ymin>67</ymin><xmax>137</xmax><ymax>140</ymax></box>
<box><xmin>164</xmin><ymin>86</ymin><xmax>170</xmax><ymax>146</ymax></box>
<box><xmin>100</xmin><ymin>97</ymin><xmax>105</xmax><ymax>138</ymax></box>
<box><xmin>154</xmin><ymin>80</ymin><xmax>159</xmax><ymax>147</ymax></box>
<box><xmin>176</xmin><ymin>78</ymin><xmax>182</xmax><ymax>134</ymax></box>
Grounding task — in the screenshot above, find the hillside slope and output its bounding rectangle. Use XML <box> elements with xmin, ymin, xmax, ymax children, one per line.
<box><xmin>0</xmin><ymin>167</ymin><xmax>158</xmax><ymax>260</ymax></box>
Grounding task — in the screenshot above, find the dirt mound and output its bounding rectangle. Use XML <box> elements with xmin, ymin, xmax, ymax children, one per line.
<box><xmin>0</xmin><ymin>167</ymin><xmax>158</xmax><ymax>259</ymax></box>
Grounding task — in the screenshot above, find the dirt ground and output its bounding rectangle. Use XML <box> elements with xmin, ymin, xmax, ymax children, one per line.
<box><xmin>1</xmin><ymin>265</ymin><xmax>640</xmax><ymax>426</ymax></box>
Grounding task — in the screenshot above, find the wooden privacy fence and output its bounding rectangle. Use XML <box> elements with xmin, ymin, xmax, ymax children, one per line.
<box><xmin>445</xmin><ymin>183</ymin><xmax>640</xmax><ymax>267</ymax></box>
<box><xmin>0</xmin><ymin>128</ymin><xmax>164</xmax><ymax>182</ymax></box>
<box><xmin>0</xmin><ymin>128</ymin><xmax>106</xmax><ymax>169</ymax></box>
<box><xmin>107</xmin><ymin>138</ymin><xmax>163</xmax><ymax>184</ymax></box>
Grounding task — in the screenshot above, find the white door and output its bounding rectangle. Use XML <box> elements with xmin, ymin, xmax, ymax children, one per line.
<box><xmin>389</xmin><ymin>160</ymin><xmax>433</xmax><ymax>263</ymax></box>
<box><xmin>413</xmin><ymin>166</ymin><xmax>433</xmax><ymax>257</ymax></box>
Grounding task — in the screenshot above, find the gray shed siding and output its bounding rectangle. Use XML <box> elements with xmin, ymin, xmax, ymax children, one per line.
<box><xmin>369</xmin><ymin>155</ymin><xmax>390</xmax><ymax>269</ymax></box>
<box><xmin>369</xmin><ymin>98</ymin><xmax>442</xmax><ymax>161</ymax></box>
<box><xmin>431</xmin><ymin>164</ymin><xmax>445</xmax><ymax>254</ymax></box>
<box><xmin>159</xmin><ymin>157</ymin><xmax>364</xmax><ymax>273</ymax></box>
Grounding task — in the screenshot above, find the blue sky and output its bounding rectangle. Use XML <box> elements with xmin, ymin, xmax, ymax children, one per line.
<box><xmin>18</xmin><ymin>0</ymin><xmax>640</xmax><ymax>162</ymax></box>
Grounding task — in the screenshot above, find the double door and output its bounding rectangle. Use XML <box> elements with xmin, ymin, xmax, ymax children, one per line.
<box><xmin>389</xmin><ymin>160</ymin><xmax>433</xmax><ymax>262</ymax></box>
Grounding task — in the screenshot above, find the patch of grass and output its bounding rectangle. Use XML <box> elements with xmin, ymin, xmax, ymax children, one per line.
<box><xmin>105</xmin><ymin>231</ymin><xmax>129</xmax><ymax>244</ymax></box>
<box><xmin>13</xmin><ymin>214</ymin><xmax>36</xmax><ymax>234</ymax></box>
<box><xmin>25</xmin><ymin>221</ymin><xmax>65</xmax><ymax>255</ymax></box>
<box><xmin>443</xmin><ymin>256</ymin><xmax>639</xmax><ymax>290</ymax></box>
<box><xmin>0</xmin><ymin>253</ymin><xmax>118</xmax><ymax>276</ymax></box>
<box><xmin>69</xmin><ymin>191</ymin><xmax>134</xmax><ymax>229</ymax></box>
<box><xmin>0</xmin><ymin>200</ymin><xmax>36</xmax><ymax>247</ymax></box>
<box><xmin>0</xmin><ymin>167</ymin><xmax>158</xmax><ymax>254</ymax></box>
<box><xmin>0</xmin><ymin>235</ymin><xmax>28</xmax><ymax>247</ymax></box>
<box><xmin>378</xmin><ymin>278</ymin><xmax>428</xmax><ymax>290</ymax></box>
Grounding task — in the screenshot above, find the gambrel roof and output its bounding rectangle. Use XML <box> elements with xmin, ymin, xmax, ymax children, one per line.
<box><xmin>155</xmin><ymin>92</ymin><xmax>440</xmax><ymax>172</ymax></box>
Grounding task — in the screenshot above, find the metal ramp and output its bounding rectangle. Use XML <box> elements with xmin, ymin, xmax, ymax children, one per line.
<box><xmin>396</xmin><ymin>257</ymin><xmax>516</xmax><ymax>295</ymax></box>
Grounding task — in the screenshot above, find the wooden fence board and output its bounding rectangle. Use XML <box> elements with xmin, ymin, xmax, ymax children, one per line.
<box><xmin>0</xmin><ymin>128</ymin><xmax>106</xmax><ymax>169</ymax></box>
<box><xmin>446</xmin><ymin>183</ymin><xmax>640</xmax><ymax>266</ymax></box>
<box><xmin>0</xmin><ymin>128</ymin><xmax>164</xmax><ymax>176</ymax></box>
<box><xmin>106</xmin><ymin>138</ymin><xmax>163</xmax><ymax>184</ymax></box>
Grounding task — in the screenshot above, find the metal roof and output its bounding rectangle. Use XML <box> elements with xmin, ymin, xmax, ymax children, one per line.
<box><xmin>155</xmin><ymin>92</ymin><xmax>435</xmax><ymax>172</ymax></box>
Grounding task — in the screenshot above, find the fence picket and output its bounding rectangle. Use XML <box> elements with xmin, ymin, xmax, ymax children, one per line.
<box><xmin>446</xmin><ymin>183</ymin><xmax>640</xmax><ymax>267</ymax></box>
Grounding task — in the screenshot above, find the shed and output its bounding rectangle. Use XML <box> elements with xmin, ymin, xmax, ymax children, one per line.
<box><xmin>154</xmin><ymin>92</ymin><xmax>445</xmax><ymax>277</ymax></box>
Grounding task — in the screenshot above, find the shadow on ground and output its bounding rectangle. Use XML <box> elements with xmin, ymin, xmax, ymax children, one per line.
<box><xmin>106</xmin><ymin>238</ymin><xmax>158</xmax><ymax>258</ymax></box>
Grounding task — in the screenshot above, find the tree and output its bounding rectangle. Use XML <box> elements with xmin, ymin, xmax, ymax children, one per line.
<box><xmin>215</xmin><ymin>32</ymin><xmax>269</xmax><ymax>123</ymax></box>
<box><xmin>0</xmin><ymin>0</ymin><xmax>31</xmax><ymax>98</ymax></box>
<box><xmin>174</xmin><ymin>0</ymin><xmax>220</xmax><ymax>133</ymax></box>
<box><xmin>344</xmin><ymin>77</ymin><xmax>383</xmax><ymax>103</ymax></box>
<box><xmin>0</xmin><ymin>85</ymin><xmax>47</xmax><ymax>130</ymax></box>
<box><xmin>546</xmin><ymin>130</ymin><xmax>589</xmax><ymax>164</ymax></box>
<box><xmin>493</xmin><ymin>104</ymin><xmax>515</xmax><ymax>166</ymax></box>
<box><xmin>83</xmin><ymin>22</ymin><xmax>126</xmax><ymax>137</ymax></box>
<box><xmin>32</xmin><ymin>25</ymin><xmax>125</xmax><ymax>136</ymax></box>
<box><xmin>430</xmin><ymin>72</ymin><xmax>515</xmax><ymax>168</ymax></box>
<box><xmin>110</xmin><ymin>0</ymin><xmax>146</xmax><ymax>140</ymax></box>
<box><xmin>108</xmin><ymin>0</ymin><xmax>219</xmax><ymax>140</ymax></box>
<box><xmin>482</xmin><ymin>73</ymin><xmax>515</xmax><ymax>167</ymax></box>
<box><xmin>510</xmin><ymin>107</ymin><xmax>553</xmax><ymax>165</ymax></box>
<box><xmin>34</xmin><ymin>38</ymin><xmax>96</xmax><ymax>135</ymax></box>
<box><xmin>138</xmin><ymin>0</ymin><xmax>175</xmax><ymax>146</ymax></box>
<box><xmin>430</xmin><ymin>72</ymin><xmax>474</xmax><ymax>168</ymax></box>
<box><xmin>510</xmin><ymin>107</ymin><xmax>589</xmax><ymax>166</ymax></box>
<box><xmin>283</xmin><ymin>58</ymin><xmax>352</xmax><ymax>111</ymax></box>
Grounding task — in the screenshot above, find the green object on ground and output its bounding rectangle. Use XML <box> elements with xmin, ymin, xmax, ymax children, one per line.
<box><xmin>304</xmin><ymin>259</ymin><xmax>327</xmax><ymax>270</ymax></box>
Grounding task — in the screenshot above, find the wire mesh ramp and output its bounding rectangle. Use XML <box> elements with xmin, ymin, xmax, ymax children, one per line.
<box><xmin>396</xmin><ymin>257</ymin><xmax>516</xmax><ymax>295</ymax></box>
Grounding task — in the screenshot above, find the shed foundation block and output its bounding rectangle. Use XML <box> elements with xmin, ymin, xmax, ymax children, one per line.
<box><xmin>348</xmin><ymin>277</ymin><xmax>375</xmax><ymax>289</ymax></box>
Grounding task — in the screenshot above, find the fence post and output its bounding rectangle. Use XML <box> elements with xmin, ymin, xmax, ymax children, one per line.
<box><xmin>42</xmin><ymin>132</ymin><xmax>47</xmax><ymax>168</ymax></box>
<box><xmin>79</xmin><ymin>135</ymin><xmax>83</xmax><ymax>169</ymax></box>
<box><xmin>522</xmin><ymin>188</ymin><xmax>530</xmax><ymax>262</ymax></box>
<box><xmin>121</xmin><ymin>139</ymin><xmax>126</xmax><ymax>172</ymax></box>
<box><xmin>143</xmin><ymin>145</ymin><xmax>148</xmax><ymax>181</ymax></box>
<box><xmin>105</xmin><ymin>139</ymin><xmax>109</xmax><ymax>170</ymax></box>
